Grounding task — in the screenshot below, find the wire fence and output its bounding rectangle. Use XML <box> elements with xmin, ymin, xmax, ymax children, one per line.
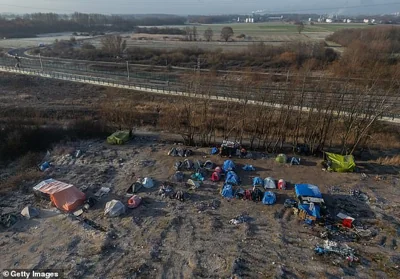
<box><xmin>0</xmin><ymin>56</ymin><xmax>399</xmax><ymax>120</ymax></box>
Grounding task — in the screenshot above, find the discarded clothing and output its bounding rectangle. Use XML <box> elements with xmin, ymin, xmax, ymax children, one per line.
<box><xmin>262</xmin><ymin>191</ymin><xmax>276</xmax><ymax>205</ymax></box>
<box><xmin>284</xmin><ymin>199</ymin><xmax>297</xmax><ymax>208</ymax></box>
<box><xmin>243</xmin><ymin>164</ymin><xmax>255</xmax><ymax>171</ymax></box>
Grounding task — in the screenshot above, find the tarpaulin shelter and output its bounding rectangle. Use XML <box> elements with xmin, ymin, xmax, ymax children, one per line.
<box><xmin>104</xmin><ymin>200</ymin><xmax>126</xmax><ymax>217</ymax></box>
<box><xmin>221</xmin><ymin>184</ymin><xmax>234</xmax><ymax>198</ymax></box>
<box><xmin>295</xmin><ymin>184</ymin><xmax>325</xmax><ymax>219</ymax></box>
<box><xmin>222</xmin><ymin>160</ymin><xmax>235</xmax><ymax>172</ymax></box>
<box><xmin>34</xmin><ymin>179</ymin><xmax>86</xmax><ymax>212</ymax></box>
<box><xmin>107</xmin><ymin>130</ymin><xmax>130</xmax><ymax>145</ymax></box>
<box><xmin>324</xmin><ymin>152</ymin><xmax>356</xmax><ymax>172</ymax></box>
<box><xmin>127</xmin><ymin>195</ymin><xmax>142</xmax><ymax>209</ymax></box>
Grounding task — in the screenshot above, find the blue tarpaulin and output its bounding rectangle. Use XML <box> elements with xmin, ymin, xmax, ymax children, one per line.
<box><xmin>221</xmin><ymin>184</ymin><xmax>234</xmax><ymax>199</ymax></box>
<box><xmin>211</xmin><ymin>147</ymin><xmax>219</xmax><ymax>155</ymax></box>
<box><xmin>225</xmin><ymin>171</ymin><xmax>240</xmax><ymax>185</ymax></box>
<box><xmin>295</xmin><ymin>184</ymin><xmax>323</xmax><ymax>198</ymax></box>
<box><xmin>253</xmin><ymin>177</ymin><xmax>264</xmax><ymax>187</ymax></box>
<box><xmin>243</xmin><ymin>164</ymin><xmax>255</xmax><ymax>171</ymax></box>
<box><xmin>298</xmin><ymin>203</ymin><xmax>321</xmax><ymax>219</ymax></box>
<box><xmin>223</xmin><ymin>160</ymin><xmax>235</xmax><ymax>172</ymax></box>
<box><xmin>262</xmin><ymin>191</ymin><xmax>276</xmax><ymax>205</ymax></box>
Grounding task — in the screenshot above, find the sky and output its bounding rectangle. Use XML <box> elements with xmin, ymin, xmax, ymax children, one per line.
<box><xmin>0</xmin><ymin>0</ymin><xmax>399</xmax><ymax>15</ymax></box>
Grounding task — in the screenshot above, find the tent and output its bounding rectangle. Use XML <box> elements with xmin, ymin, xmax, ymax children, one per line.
<box><xmin>107</xmin><ymin>130</ymin><xmax>130</xmax><ymax>145</ymax></box>
<box><xmin>127</xmin><ymin>195</ymin><xmax>142</xmax><ymax>209</ymax></box>
<box><xmin>264</xmin><ymin>177</ymin><xmax>276</xmax><ymax>189</ymax></box>
<box><xmin>278</xmin><ymin>179</ymin><xmax>286</xmax><ymax>190</ymax></box>
<box><xmin>203</xmin><ymin>160</ymin><xmax>215</xmax><ymax>170</ymax></box>
<box><xmin>295</xmin><ymin>184</ymin><xmax>325</xmax><ymax>219</ymax></box>
<box><xmin>225</xmin><ymin>171</ymin><xmax>240</xmax><ymax>185</ymax></box>
<box><xmin>21</xmin><ymin>206</ymin><xmax>39</xmax><ymax>219</ymax></box>
<box><xmin>243</xmin><ymin>164</ymin><xmax>255</xmax><ymax>171</ymax></box>
<box><xmin>104</xmin><ymin>200</ymin><xmax>126</xmax><ymax>217</ymax></box>
<box><xmin>276</xmin><ymin>154</ymin><xmax>287</xmax><ymax>164</ymax></box>
<box><xmin>171</xmin><ymin>171</ymin><xmax>184</xmax><ymax>182</ymax></box>
<box><xmin>221</xmin><ymin>184</ymin><xmax>234</xmax><ymax>198</ymax></box>
<box><xmin>142</xmin><ymin>177</ymin><xmax>155</xmax><ymax>189</ymax></box>
<box><xmin>262</xmin><ymin>191</ymin><xmax>276</xmax><ymax>205</ymax></box>
<box><xmin>211</xmin><ymin>171</ymin><xmax>220</xmax><ymax>182</ymax></box>
<box><xmin>325</xmin><ymin>152</ymin><xmax>356</xmax><ymax>172</ymax></box>
<box><xmin>187</xmin><ymin>179</ymin><xmax>201</xmax><ymax>189</ymax></box>
<box><xmin>33</xmin><ymin>179</ymin><xmax>86</xmax><ymax>212</ymax></box>
<box><xmin>222</xmin><ymin>160</ymin><xmax>235</xmax><ymax>172</ymax></box>
<box><xmin>253</xmin><ymin>177</ymin><xmax>264</xmax><ymax>187</ymax></box>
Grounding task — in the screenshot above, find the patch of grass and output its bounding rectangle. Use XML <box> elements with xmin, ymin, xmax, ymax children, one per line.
<box><xmin>0</xmin><ymin>168</ymin><xmax>43</xmax><ymax>194</ymax></box>
<box><xmin>376</xmin><ymin>155</ymin><xmax>400</xmax><ymax>166</ymax></box>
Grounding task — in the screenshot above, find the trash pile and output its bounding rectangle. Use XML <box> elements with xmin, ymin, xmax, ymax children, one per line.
<box><xmin>315</xmin><ymin>240</ymin><xmax>359</xmax><ymax>262</ymax></box>
<box><xmin>229</xmin><ymin>213</ymin><xmax>251</xmax><ymax>225</ymax></box>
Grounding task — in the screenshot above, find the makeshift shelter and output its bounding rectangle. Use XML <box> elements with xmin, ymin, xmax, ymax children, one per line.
<box><xmin>276</xmin><ymin>154</ymin><xmax>287</xmax><ymax>164</ymax></box>
<box><xmin>243</xmin><ymin>164</ymin><xmax>255</xmax><ymax>171</ymax></box>
<box><xmin>222</xmin><ymin>160</ymin><xmax>235</xmax><ymax>172</ymax></box>
<box><xmin>127</xmin><ymin>195</ymin><xmax>142</xmax><ymax>209</ymax></box>
<box><xmin>107</xmin><ymin>130</ymin><xmax>130</xmax><ymax>145</ymax></box>
<box><xmin>253</xmin><ymin>177</ymin><xmax>264</xmax><ymax>187</ymax></box>
<box><xmin>33</xmin><ymin>179</ymin><xmax>85</xmax><ymax>212</ymax></box>
<box><xmin>295</xmin><ymin>184</ymin><xmax>325</xmax><ymax>219</ymax></box>
<box><xmin>262</xmin><ymin>191</ymin><xmax>276</xmax><ymax>205</ymax></box>
<box><xmin>221</xmin><ymin>184</ymin><xmax>234</xmax><ymax>199</ymax></box>
<box><xmin>211</xmin><ymin>171</ymin><xmax>220</xmax><ymax>182</ymax></box>
<box><xmin>203</xmin><ymin>160</ymin><xmax>215</xmax><ymax>170</ymax></box>
<box><xmin>191</xmin><ymin>172</ymin><xmax>205</xmax><ymax>181</ymax></box>
<box><xmin>225</xmin><ymin>171</ymin><xmax>240</xmax><ymax>185</ymax></box>
<box><xmin>324</xmin><ymin>152</ymin><xmax>356</xmax><ymax>172</ymax></box>
<box><xmin>187</xmin><ymin>179</ymin><xmax>201</xmax><ymax>189</ymax></box>
<box><xmin>21</xmin><ymin>206</ymin><xmax>39</xmax><ymax>219</ymax></box>
<box><xmin>211</xmin><ymin>147</ymin><xmax>219</xmax><ymax>155</ymax></box>
<box><xmin>104</xmin><ymin>200</ymin><xmax>125</xmax><ymax>217</ymax></box>
<box><xmin>215</xmin><ymin>166</ymin><xmax>222</xmax><ymax>173</ymax></box>
<box><xmin>264</xmin><ymin>177</ymin><xmax>276</xmax><ymax>189</ymax></box>
<box><xmin>278</xmin><ymin>179</ymin><xmax>286</xmax><ymax>190</ymax></box>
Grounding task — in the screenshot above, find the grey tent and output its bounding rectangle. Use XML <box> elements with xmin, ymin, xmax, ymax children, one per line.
<box><xmin>21</xmin><ymin>206</ymin><xmax>40</xmax><ymax>219</ymax></box>
<box><xmin>104</xmin><ymin>200</ymin><xmax>126</xmax><ymax>217</ymax></box>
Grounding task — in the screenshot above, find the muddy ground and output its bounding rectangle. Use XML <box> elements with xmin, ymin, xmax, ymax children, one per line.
<box><xmin>0</xmin><ymin>136</ymin><xmax>399</xmax><ymax>279</ymax></box>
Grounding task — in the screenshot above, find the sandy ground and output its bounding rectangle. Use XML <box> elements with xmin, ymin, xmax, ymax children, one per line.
<box><xmin>1</xmin><ymin>136</ymin><xmax>399</xmax><ymax>278</ymax></box>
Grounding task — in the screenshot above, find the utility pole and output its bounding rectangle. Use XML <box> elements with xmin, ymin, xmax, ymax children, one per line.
<box><xmin>126</xmin><ymin>61</ymin><xmax>130</xmax><ymax>81</ymax></box>
<box><xmin>39</xmin><ymin>53</ymin><xmax>43</xmax><ymax>71</ymax></box>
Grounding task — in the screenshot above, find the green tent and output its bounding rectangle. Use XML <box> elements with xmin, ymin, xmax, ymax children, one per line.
<box><xmin>107</xmin><ymin>131</ymin><xmax>130</xmax><ymax>145</ymax></box>
<box><xmin>325</xmin><ymin>152</ymin><xmax>356</xmax><ymax>172</ymax></box>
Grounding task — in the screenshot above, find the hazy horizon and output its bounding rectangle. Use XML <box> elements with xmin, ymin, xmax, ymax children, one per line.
<box><xmin>0</xmin><ymin>0</ymin><xmax>399</xmax><ymax>15</ymax></box>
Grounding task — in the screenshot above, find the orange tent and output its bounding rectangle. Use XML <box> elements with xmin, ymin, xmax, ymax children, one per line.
<box><xmin>34</xmin><ymin>179</ymin><xmax>86</xmax><ymax>212</ymax></box>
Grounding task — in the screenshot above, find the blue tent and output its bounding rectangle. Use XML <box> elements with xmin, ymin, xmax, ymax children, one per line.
<box><xmin>222</xmin><ymin>160</ymin><xmax>235</xmax><ymax>172</ymax></box>
<box><xmin>253</xmin><ymin>177</ymin><xmax>264</xmax><ymax>187</ymax></box>
<box><xmin>295</xmin><ymin>184</ymin><xmax>324</xmax><ymax>218</ymax></box>
<box><xmin>225</xmin><ymin>171</ymin><xmax>240</xmax><ymax>185</ymax></box>
<box><xmin>262</xmin><ymin>191</ymin><xmax>276</xmax><ymax>205</ymax></box>
<box><xmin>211</xmin><ymin>147</ymin><xmax>219</xmax><ymax>155</ymax></box>
<box><xmin>243</xmin><ymin>164</ymin><xmax>255</xmax><ymax>171</ymax></box>
<box><xmin>295</xmin><ymin>184</ymin><xmax>322</xmax><ymax>199</ymax></box>
<box><xmin>221</xmin><ymin>184</ymin><xmax>234</xmax><ymax>199</ymax></box>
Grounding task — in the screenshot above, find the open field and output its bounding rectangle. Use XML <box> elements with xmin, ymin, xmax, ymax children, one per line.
<box><xmin>85</xmin><ymin>23</ymin><xmax>372</xmax><ymax>51</ymax></box>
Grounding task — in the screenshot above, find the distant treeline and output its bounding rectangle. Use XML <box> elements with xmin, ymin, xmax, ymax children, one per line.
<box><xmin>134</xmin><ymin>27</ymin><xmax>186</xmax><ymax>35</ymax></box>
<box><xmin>0</xmin><ymin>12</ymin><xmax>186</xmax><ymax>38</ymax></box>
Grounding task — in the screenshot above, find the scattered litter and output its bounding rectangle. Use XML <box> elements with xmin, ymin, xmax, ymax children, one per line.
<box><xmin>315</xmin><ymin>240</ymin><xmax>358</xmax><ymax>262</ymax></box>
<box><xmin>173</xmin><ymin>190</ymin><xmax>185</xmax><ymax>202</ymax></box>
<box><xmin>350</xmin><ymin>189</ymin><xmax>369</xmax><ymax>202</ymax></box>
<box><xmin>127</xmin><ymin>195</ymin><xmax>142</xmax><ymax>209</ymax></box>
<box><xmin>39</xmin><ymin>161</ymin><xmax>50</xmax><ymax>172</ymax></box>
<box><xmin>83</xmin><ymin>197</ymin><xmax>97</xmax><ymax>210</ymax></box>
<box><xmin>0</xmin><ymin>213</ymin><xmax>18</xmax><ymax>228</ymax></box>
<box><xmin>262</xmin><ymin>191</ymin><xmax>276</xmax><ymax>205</ymax></box>
<box><xmin>75</xmin><ymin>149</ymin><xmax>82</xmax><ymax>158</ymax></box>
<box><xmin>243</xmin><ymin>164</ymin><xmax>255</xmax><ymax>171</ymax></box>
<box><xmin>104</xmin><ymin>200</ymin><xmax>126</xmax><ymax>217</ymax></box>
<box><xmin>21</xmin><ymin>206</ymin><xmax>40</xmax><ymax>220</ymax></box>
<box><xmin>337</xmin><ymin>213</ymin><xmax>355</xmax><ymax>228</ymax></box>
<box><xmin>360</xmin><ymin>173</ymin><xmax>368</xmax><ymax>180</ymax></box>
<box><xmin>73</xmin><ymin>209</ymin><xmax>84</xmax><ymax>217</ymax></box>
<box><xmin>187</xmin><ymin>179</ymin><xmax>201</xmax><ymax>189</ymax></box>
<box><xmin>284</xmin><ymin>199</ymin><xmax>297</xmax><ymax>208</ymax></box>
<box><xmin>95</xmin><ymin>187</ymin><xmax>111</xmax><ymax>198</ymax></box>
<box><xmin>229</xmin><ymin>213</ymin><xmax>251</xmax><ymax>225</ymax></box>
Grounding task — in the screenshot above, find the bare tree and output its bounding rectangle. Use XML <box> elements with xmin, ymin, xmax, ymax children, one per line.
<box><xmin>221</xmin><ymin>26</ymin><xmax>234</xmax><ymax>42</ymax></box>
<box><xmin>101</xmin><ymin>35</ymin><xmax>126</xmax><ymax>56</ymax></box>
<box><xmin>296</xmin><ymin>22</ymin><xmax>305</xmax><ymax>34</ymax></box>
<box><xmin>203</xmin><ymin>27</ymin><xmax>213</xmax><ymax>41</ymax></box>
<box><xmin>192</xmin><ymin>26</ymin><xmax>198</xmax><ymax>41</ymax></box>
